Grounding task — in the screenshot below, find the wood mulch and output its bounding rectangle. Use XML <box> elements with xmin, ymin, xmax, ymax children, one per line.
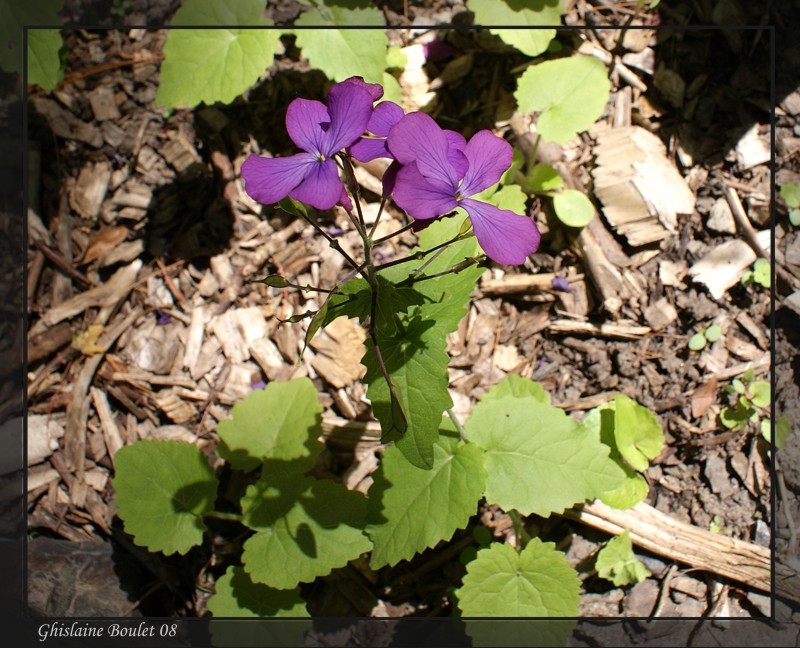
<box><xmin>23</xmin><ymin>0</ymin><xmax>800</xmax><ymax>631</ymax></box>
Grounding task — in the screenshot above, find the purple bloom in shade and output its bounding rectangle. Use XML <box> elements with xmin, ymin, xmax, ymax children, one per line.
<box><xmin>240</xmin><ymin>78</ymin><xmax>378</xmax><ymax>211</ymax></box>
<box><xmin>350</xmin><ymin>100</ymin><xmax>405</xmax><ymax>197</ymax></box>
<box><xmin>551</xmin><ymin>276</ymin><xmax>573</xmax><ymax>292</ymax></box>
<box><xmin>251</xmin><ymin>380</ymin><xmax>267</xmax><ymax>390</ymax></box>
<box><xmin>156</xmin><ymin>309</ymin><xmax>171</xmax><ymax>325</ymax></box>
<box><xmin>423</xmin><ymin>39</ymin><xmax>457</xmax><ymax>62</ymax></box>
<box><xmin>387</xmin><ymin>112</ymin><xmax>541</xmax><ymax>265</ymax></box>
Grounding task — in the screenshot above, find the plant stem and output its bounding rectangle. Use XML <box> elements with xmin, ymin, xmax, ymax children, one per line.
<box><xmin>374</xmin><ymin>230</ymin><xmax>473</xmax><ymax>273</ymax></box>
<box><xmin>372</xmin><ymin>219</ymin><xmax>416</xmax><ymax>245</ymax></box>
<box><xmin>446</xmin><ymin>408</ymin><xmax>468</xmax><ymax>442</ymax></box>
<box><xmin>508</xmin><ymin>509</ymin><xmax>531</xmax><ymax>551</ymax></box>
<box><xmin>368</xmin><ymin>197</ymin><xmax>390</xmax><ymax>240</ymax></box>
<box><xmin>298</xmin><ymin>210</ymin><xmax>369</xmax><ymax>282</ymax></box>
<box><xmin>203</xmin><ymin>511</ymin><xmax>243</xmax><ymax>522</ymax></box>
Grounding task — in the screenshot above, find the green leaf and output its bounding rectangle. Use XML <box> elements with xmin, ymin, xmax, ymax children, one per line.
<box><xmin>781</xmin><ymin>183</ymin><xmax>800</xmax><ymax>209</ymax></box>
<box><xmin>595</xmin><ymin>530</ymin><xmax>651</xmax><ymax>587</ymax></box>
<box><xmin>749</xmin><ymin>380</ymin><xmax>771</xmax><ymax>408</ymax></box>
<box><xmin>386</xmin><ymin>45</ymin><xmax>407</xmax><ymax>69</ymax></box>
<box><xmin>156</xmin><ymin>0</ymin><xmax>282</xmax><ymax>108</ymax></box>
<box><xmin>278</xmin><ymin>196</ymin><xmax>309</xmax><ymax>219</ymax></box>
<box><xmin>27</xmin><ymin>29</ymin><xmax>62</xmax><ymax>90</ymax></box>
<box><xmin>294</xmin><ymin>5</ymin><xmax>387</xmax><ymax>84</ymax></box>
<box><xmin>114</xmin><ymin>440</ymin><xmax>218</xmax><ymax>556</ymax></box>
<box><xmin>790</xmin><ymin>208</ymin><xmax>800</xmax><ymax>227</ymax></box>
<box><xmin>515</xmin><ymin>55</ymin><xmax>611</xmax><ymax>144</ymax></box>
<box><xmin>467</xmin><ymin>0</ymin><xmax>563</xmax><ymax>57</ymax></box>
<box><xmin>457</xmin><ymin>540</ymin><xmax>580</xmax><ymax>616</ymax></box>
<box><xmin>688</xmin><ymin>332</ymin><xmax>707</xmax><ymax>351</ymax></box>
<box><xmin>366</xmin><ymin>424</ymin><xmax>487</xmax><ymax>568</ymax></box>
<box><xmin>704</xmin><ymin>324</ymin><xmax>722</xmax><ymax>342</ymax></box>
<box><xmin>363</xmin><ymin>316</ymin><xmax>452</xmax><ymax>469</ymax></box>
<box><xmin>217</xmin><ymin>378</ymin><xmax>323</xmax><ymax>471</ymax></box>
<box><xmin>464</xmin><ymin>375</ymin><xmax>625</xmax><ymax>516</ymax></box>
<box><xmin>524</xmin><ymin>163</ymin><xmax>564</xmax><ymax>193</ymax></box>
<box><xmin>580</xmin><ymin>405</ymin><xmax>650</xmax><ymax>509</ymax></box>
<box><xmin>157</xmin><ymin>29</ymin><xmax>282</xmax><ymax>108</ymax></box>
<box><xmin>241</xmin><ymin>463</ymin><xmax>372</xmax><ymax>589</ymax></box>
<box><xmin>362</xmin><ymin>216</ymin><xmax>485</xmax><ymax>467</ymax></box>
<box><xmin>553</xmin><ymin>189</ymin><xmax>594</xmax><ymax>227</ymax></box>
<box><xmin>613</xmin><ymin>395</ymin><xmax>664</xmax><ymax>472</ymax></box>
<box><xmin>720</xmin><ymin>403</ymin><xmax>750</xmax><ymax>431</ymax></box>
<box><xmin>500</xmin><ymin>147</ymin><xmax>526</xmax><ymax>186</ymax></box>
<box><xmin>489</xmin><ymin>184</ymin><xmax>528</xmax><ymax>214</ymax></box>
<box><xmin>254</xmin><ymin>274</ymin><xmax>291</xmax><ymax>288</ymax></box>
<box><xmin>382</xmin><ymin>71</ymin><xmax>403</xmax><ymax>104</ymax></box>
<box><xmin>207</xmin><ymin>566</ymin><xmax>308</xmax><ymax>617</ymax></box>
<box><xmin>764</xmin><ymin>415</ymin><xmax>793</xmax><ymax>450</ymax></box>
<box><xmin>0</xmin><ymin>0</ymin><xmax>61</xmax><ymax>76</ymax></box>
<box><xmin>171</xmin><ymin>0</ymin><xmax>273</xmax><ymax>24</ymax></box>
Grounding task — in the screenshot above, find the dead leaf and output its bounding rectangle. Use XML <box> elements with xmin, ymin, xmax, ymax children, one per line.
<box><xmin>691</xmin><ymin>377</ymin><xmax>718</xmax><ymax>419</ymax></box>
<box><xmin>72</xmin><ymin>324</ymin><xmax>106</xmax><ymax>355</ymax></box>
<box><xmin>79</xmin><ymin>226</ymin><xmax>129</xmax><ymax>265</ymax></box>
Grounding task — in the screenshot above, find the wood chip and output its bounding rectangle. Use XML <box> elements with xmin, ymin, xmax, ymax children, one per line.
<box><xmin>31</xmin><ymin>259</ymin><xmax>142</xmax><ymax>333</ymax></box>
<box><xmin>735</xmin><ymin>124</ymin><xmax>770</xmax><ymax>170</ymax></box>
<box><xmin>152</xmin><ymin>389</ymin><xmax>196</xmax><ymax>424</ymax></box>
<box><xmin>69</xmin><ymin>161</ymin><xmax>112</xmax><ymax>222</ymax></box>
<box><xmin>28</xmin><ymin>466</ymin><xmax>60</xmax><ymax>493</ymax></box>
<box><xmin>549</xmin><ymin>319</ymin><xmax>651</xmax><ymax>340</ymax></box>
<box><xmin>309</xmin><ymin>317</ymin><xmax>367</xmax><ymax>388</ymax></box>
<box><xmin>27</xmin><ymin>415</ymin><xmax>64</xmax><ymax>466</ymax></box>
<box><xmin>250</xmin><ymin>337</ymin><xmax>287</xmax><ymax>381</ymax></box>
<box><xmin>31</xmin><ymin>96</ymin><xmax>103</xmax><ymax>148</ymax></box>
<box><xmin>688</xmin><ymin>230</ymin><xmax>770</xmax><ymax>300</ymax></box>
<box><xmin>87</xmin><ymin>84</ymin><xmax>121</xmax><ymax>121</ymax></box>
<box><xmin>79</xmin><ymin>226</ymin><xmax>129</xmax><ymax>265</ymax></box>
<box><xmin>592</xmin><ymin>125</ymin><xmax>695</xmax><ymax>246</ymax></box>
<box><xmin>89</xmin><ymin>386</ymin><xmax>125</xmax><ymax>464</ymax></box>
<box><xmin>162</xmin><ymin>132</ymin><xmax>202</xmax><ymax>173</ymax></box>
<box><xmin>643</xmin><ymin>297</ymin><xmax>678</xmax><ymax>331</ymax></box>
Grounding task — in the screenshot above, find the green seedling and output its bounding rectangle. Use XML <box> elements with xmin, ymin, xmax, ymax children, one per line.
<box><xmin>688</xmin><ymin>324</ymin><xmax>723</xmax><ymax>351</ymax></box>
<box><xmin>741</xmin><ymin>258</ymin><xmax>771</xmax><ymax>289</ymax></box>
<box><xmin>720</xmin><ymin>369</ymin><xmax>770</xmax><ymax>432</ymax></box>
<box><xmin>780</xmin><ymin>183</ymin><xmax>800</xmax><ymax>227</ymax></box>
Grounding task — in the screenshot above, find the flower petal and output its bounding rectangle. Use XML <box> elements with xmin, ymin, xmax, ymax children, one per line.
<box><xmin>285</xmin><ymin>98</ymin><xmax>329</xmax><ymax>154</ymax></box>
<box><xmin>240</xmin><ymin>153</ymin><xmax>317</xmax><ymax>205</ymax></box>
<box><xmin>460</xmin><ymin>130</ymin><xmax>513</xmax><ymax>196</ymax></box>
<box><xmin>289</xmin><ymin>157</ymin><xmax>343</xmax><ymax>210</ymax></box>
<box><xmin>325</xmin><ymin>82</ymin><xmax>374</xmax><ymax>154</ymax></box>
<box><xmin>369</xmin><ymin>101</ymin><xmax>405</xmax><ymax>136</ymax></box>
<box><xmin>339</xmin><ymin>76</ymin><xmax>384</xmax><ymax>102</ymax></box>
<box><xmin>393</xmin><ymin>162</ymin><xmax>458</xmax><ymax>219</ymax></box>
<box><xmin>461</xmin><ymin>198</ymin><xmax>540</xmax><ymax>265</ymax></box>
<box><xmin>350</xmin><ymin>137</ymin><xmax>391</xmax><ymax>162</ymax></box>
<box><xmin>387</xmin><ymin>112</ymin><xmax>466</xmax><ymax>187</ymax></box>
<box><xmin>381</xmin><ymin>160</ymin><xmax>401</xmax><ymax>197</ymax></box>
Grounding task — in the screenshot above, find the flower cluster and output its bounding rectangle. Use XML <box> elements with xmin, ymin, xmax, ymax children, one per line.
<box><xmin>241</xmin><ymin>77</ymin><xmax>540</xmax><ymax>265</ymax></box>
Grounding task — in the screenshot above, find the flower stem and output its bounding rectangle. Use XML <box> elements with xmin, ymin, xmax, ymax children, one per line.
<box><xmin>374</xmin><ymin>231</ymin><xmax>473</xmax><ymax>273</ymax></box>
<box><xmin>372</xmin><ymin>219</ymin><xmax>416</xmax><ymax>245</ymax></box>
<box><xmin>203</xmin><ymin>511</ymin><xmax>242</xmax><ymax>522</ymax></box>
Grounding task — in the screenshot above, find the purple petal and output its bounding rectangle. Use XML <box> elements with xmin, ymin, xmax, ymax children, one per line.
<box><xmin>423</xmin><ymin>39</ymin><xmax>457</xmax><ymax>62</ymax></box>
<box><xmin>552</xmin><ymin>276</ymin><xmax>573</xmax><ymax>292</ymax></box>
<box><xmin>369</xmin><ymin>101</ymin><xmax>405</xmax><ymax>136</ymax></box>
<box><xmin>445</xmin><ymin>129</ymin><xmax>466</xmax><ymax>152</ymax></box>
<box><xmin>387</xmin><ymin>112</ymin><xmax>466</xmax><ymax>187</ymax></box>
<box><xmin>338</xmin><ymin>76</ymin><xmax>384</xmax><ymax>102</ymax></box>
<box><xmin>382</xmin><ymin>160</ymin><xmax>400</xmax><ymax>197</ymax></box>
<box><xmin>289</xmin><ymin>158</ymin><xmax>343</xmax><ymax>210</ymax></box>
<box><xmin>392</xmin><ymin>162</ymin><xmax>458</xmax><ymax>219</ymax></box>
<box><xmin>241</xmin><ymin>153</ymin><xmax>317</xmax><ymax>205</ymax></box>
<box><xmin>338</xmin><ymin>186</ymin><xmax>353</xmax><ymax>212</ymax></box>
<box><xmin>460</xmin><ymin>130</ymin><xmax>513</xmax><ymax>196</ymax></box>
<box><xmin>350</xmin><ymin>137</ymin><xmax>391</xmax><ymax>162</ymax></box>
<box><xmin>324</xmin><ymin>82</ymin><xmax>374</xmax><ymax>154</ymax></box>
<box><xmin>285</xmin><ymin>98</ymin><xmax>329</xmax><ymax>154</ymax></box>
<box><xmin>461</xmin><ymin>198</ymin><xmax>540</xmax><ymax>265</ymax></box>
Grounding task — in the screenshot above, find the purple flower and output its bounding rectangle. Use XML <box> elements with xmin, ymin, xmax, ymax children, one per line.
<box><xmin>387</xmin><ymin>112</ymin><xmax>540</xmax><ymax>265</ymax></box>
<box><xmin>551</xmin><ymin>276</ymin><xmax>573</xmax><ymax>292</ymax></box>
<box><xmin>350</xmin><ymin>100</ymin><xmax>405</xmax><ymax>197</ymax></box>
<box><xmin>240</xmin><ymin>77</ymin><xmax>380</xmax><ymax>211</ymax></box>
